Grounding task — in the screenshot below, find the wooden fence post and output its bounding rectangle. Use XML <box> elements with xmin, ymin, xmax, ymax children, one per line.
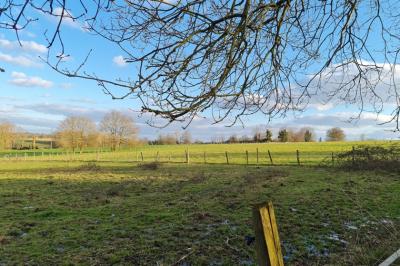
<box><xmin>253</xmin><ymin>202</ymin><xmax>284</xmax><ymax>266</ymax></box>
<box><xmin>141</xmin><ymin>151</ymin><xmax>144</xmax><ymax>162</ymax></box>
<box><xmin>225</xmin><ymin>151</ymin><xmax>229</xmax><ymax>165</ymax></box>
<box><xmin>352</xmin><ymin>146</ymin><xmax>355</xmax><ymax>166</ymax></box>
<box><xmin>268</xmin><ymin>150</ymin><xmax>273</xmax><ymax>165</ymax></box>
<box><xmin>256</xmin><ymin>148</ymin><xmax>259</xmax><ymax>165</ymax></box>
<box><xmin>331</xmin><ymin>152</ymin><xmax>334</xmax><ymax>166</ymax></box>
<box><xmin>186</xmin><ymin>149</ymin><xmax>190</xmax><ymax>164</ymax></box>
<box><xmin>246</xmin><ymin>150</ymin><xmax>249</xmax><ymax>165</ymax></box>
<box><xmin>204</xmin><ymin>151</ymin><xmax>207</xmax><ymax>164</ymax></box>
<box><xmin>156</xmin><ymin>151</ymin><xmax>160</xmax><ymax>162</ymax></box>
<box><xmin>296</xmin><ymin>150</ymin><xmax>300</xmax><ymax>166</ymax></box>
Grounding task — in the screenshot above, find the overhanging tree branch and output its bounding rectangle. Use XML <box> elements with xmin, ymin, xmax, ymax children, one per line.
<box><xmin>1</xmin><ymin>0</ymin><xmax>399</xmax><ymax>131</ymax></box>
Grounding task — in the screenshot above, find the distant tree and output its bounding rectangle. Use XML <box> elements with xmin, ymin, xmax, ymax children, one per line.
<box><xmin>240</xmin><ymin>135</ymin><xmax>251</xmax><ymax>143</ymax></box>
<box><xmin>87</xmin><ymin>132</ymin><xmax>103</xmax><ymax>149</ymax></box>
<box><xmin>180</xmin><ymin>131</ymin><xmax>192</xmax><ymax>144</ymax></box>
<box><xmin>265</xmin><ymin>129</ymin><xmax>273</xmax><ymax>142</ymax></box>
<box><xmin>253</xmin><ymin>127</ymin><xmax>263</xmax><ymax>143</ymax></box>
<box><xmin>100</xmin><ymin>111</ymin><xmax>137</xmax><ymax>151</ymax></box>
<box><xmin>326</xmin><ymin>127</ymin><xmax>345</xmax><ymax>141</ymax></box>
<box><xmin>216</xmin><ymin>135</ymin><xmax>226</xmax><ymax>144</ymax></box>
<box><xmin>0</xmin><ymin>122</ymin><xmax>16</xmax><ymax>150</ymax></box>
<box><xmin>157</xmin><ymin>134</ymin><xmax>178</xmax><ymax>145</ymax></box>
<box><xmin>278</xmin><ymin>129</ymin><xmax>289</xmax><ymax>142</ymax></box>
<box><xmin>56</xmin><ymin>116</ymin><xmax>97</xmax><ymax>152</ymax></box>
<box><xmin>291</xmin><ymin>129</ymin><xmax>304</xmax><ymax>142</ymax></box>
<box><xmin>304</xmin><ymin>129</ymin><xmax>313</xmax><ymax>142</ymax></box>
<box><xmin>228</xmin><ymin>134</ymin><xmax>239</xmax><ymax>143</ymax></box>
<box><xmin>286</xmin><ymin>129</ymin><xmax>295</xmax><ymax>142</ymax></box>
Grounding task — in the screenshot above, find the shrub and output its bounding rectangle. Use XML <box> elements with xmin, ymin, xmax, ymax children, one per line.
<box><xmin>334</xmin><ymin>145</ymin><xmax>400</xmax><ymax>171</ymax></box>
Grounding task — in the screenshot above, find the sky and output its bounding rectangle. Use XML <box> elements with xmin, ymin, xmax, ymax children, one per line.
<box><xmin>0</xmin><ymin>3</ymin><xmax>399</xmax><ymax>141</ymax></box>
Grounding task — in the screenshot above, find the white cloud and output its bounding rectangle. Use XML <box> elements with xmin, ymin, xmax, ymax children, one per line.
<box><xmin>0</xmin><ymin>52</ymin><xmax>40</xmax><ymax>67</ymax></box>
<box><xmin>309</xmin><ymin>103</ymin><xmax>334</xmax><ymax>111</ymax></box>
<box><xmin>310</xmin><ymin>60</ymin><xmax>400</xmax><ymax>106</ymax></box>
<box><xmin>51</xmin><ymin>7</ymin><xmax>89</xmax><ymax>31</ymax></box>
<box><xmin>0</xmin><ymin>39</ymin><xmax>47</xmax><ymax>53</ymax></box>
<box><xmin>9</xmin><ymin>71</ymin><xmax>53</xmax><ymax>88</ymax></box>
<box><xmin>113</xmin><ymin>55</ymin><xmax>127</xmax><ymax>67</ymax></box>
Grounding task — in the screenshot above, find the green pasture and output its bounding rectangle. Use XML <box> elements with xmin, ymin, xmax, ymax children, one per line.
<box><xmin>1</xmin><ymin>141</ymin><xmax>398</xmax><ymax>166</ymax></box>
<box><xmin>0</xmin><ymin>160</ymin><xmax>398</xmax><ymax>265</ymax></box>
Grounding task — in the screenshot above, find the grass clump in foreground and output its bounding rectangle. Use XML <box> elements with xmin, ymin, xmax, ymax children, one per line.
<box><xmin>0</xmin><ymin>161</ymin><xmax>399</xmax><ymax>265</ymax></box>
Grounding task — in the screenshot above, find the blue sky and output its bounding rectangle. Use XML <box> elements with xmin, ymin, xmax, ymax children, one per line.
<box><xmin>0</xmin><ymin>4</ymin><xmax>399</xmax><ymax>141</ymax></box>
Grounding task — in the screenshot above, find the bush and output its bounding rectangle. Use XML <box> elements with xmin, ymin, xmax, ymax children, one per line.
<box><xmin>334</xmin><ymin>145</ymin><xmax>400</xmax><ymax>171</ymax></box>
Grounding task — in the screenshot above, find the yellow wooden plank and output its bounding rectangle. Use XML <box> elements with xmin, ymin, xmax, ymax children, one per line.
<box><xmin>268</xmin><ymin>202</ymin><xmax>284</xmax><ymax>266</ymax></box>
<box><xmin>253</xmin><ymin>207</ymin><xmax>269</xmax><ymax>266</ymax></box>
<box><xmin>259</xmin><ymin>207</ymin><xmax>279</xmax><ymax>265</ymax></box>
<box><xmin>253</xmin><ymin>202</ymin><xmax>285</xmax><ymax>266</ymax></box>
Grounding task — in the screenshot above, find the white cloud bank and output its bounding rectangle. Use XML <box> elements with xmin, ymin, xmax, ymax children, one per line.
<box><xmin>0</xmin><ymin>53</ymin><xmax>40</xmax><ymax>67</ymax></box>
<box><xmin>9</xmin><ymin>72</ymin><xmax>53</xmax><ymax>88</ymax></box>
<box><xmin>0</xmin><ymin>39</ymin><xmax>47</xmax><ymax>53</ymax></box>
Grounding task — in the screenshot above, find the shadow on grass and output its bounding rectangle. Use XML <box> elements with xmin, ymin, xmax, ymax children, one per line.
<box><xmin>0</xmin><ymin>162</ymin><xmax>399</xmax><ymax>265</ymax></box>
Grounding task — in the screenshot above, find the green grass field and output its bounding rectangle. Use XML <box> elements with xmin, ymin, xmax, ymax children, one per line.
<box><xmin>1</xmin><ymin>140</ymin><xmax>398</xmax><ymax>165</ymax></box>
<box><xmin>0</xmin><ymin>142</ymin><xmax>399</xmax><ymax>265</ymax></box>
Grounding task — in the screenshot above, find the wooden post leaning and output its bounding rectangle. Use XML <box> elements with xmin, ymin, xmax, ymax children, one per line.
<box><xmin>268</xmin><ymin>150</ymin><xmax>273</xmax><ymax>165</ymax></box>
<box><xmin>253</xmin><ymin>202</ymin><xmax>284</xmax><ymax>266</ymax></box>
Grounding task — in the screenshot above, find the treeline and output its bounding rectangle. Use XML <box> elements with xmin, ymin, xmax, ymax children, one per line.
<box><xmin>55</xmin><ymin>111</ymin><xmax>138</xmax><ymax>151</ymax></box>
<box><xmin>1</xmin><ymin>117</ymin><xmax>348</xmax><ymax>150</ymax></box>
<box><xmin>216</xmin><ymin>127</ymin><xmax>345</xmax><ymax>144</ymax></box>
<box><xmin>153</xmin><ymin>127</ymin><xmax>346</xmax><ymax>145</ymax></box>
<box><xmin>0</xmin><ymin>111</ymin><xmax>139</xmax><ymax>151</ymax></box>
<box><xmin>223</xmin><ymin>128</ymin><xmax>315</xmax><ymax>144</ymax></box>
<box><xmin>149</xmin><ymin>131</ymin><xmax>193</xmax><ymax>145</ymax></box>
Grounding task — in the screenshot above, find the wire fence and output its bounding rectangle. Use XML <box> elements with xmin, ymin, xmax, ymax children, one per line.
<box><xmin>0</xmin><ymin>148</ymin><xmax>341</xmax><ymax>166</ymax></box>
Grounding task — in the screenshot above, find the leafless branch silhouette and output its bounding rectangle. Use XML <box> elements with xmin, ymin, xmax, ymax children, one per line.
<box><xmin>1</xmin><ymin>0</ymin><xmax>400</xmax><ymax>130</ymax></box>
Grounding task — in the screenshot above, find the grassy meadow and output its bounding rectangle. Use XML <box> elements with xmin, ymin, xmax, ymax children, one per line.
<box><xmin>0</xmin><ymin>141</ymin><xmax>399</xmax><ymax>265</ymax></box>
<box><xmin>1</xmin><ymin>140</ymin><xmax>397</xmax><ymax>165</ymax></box>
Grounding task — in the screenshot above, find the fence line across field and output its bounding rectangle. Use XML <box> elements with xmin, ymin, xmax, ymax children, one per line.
<box><xmin>0</xmin><ymin>148</ymin><xmax>344</xmax><ymax>167</ymax></box>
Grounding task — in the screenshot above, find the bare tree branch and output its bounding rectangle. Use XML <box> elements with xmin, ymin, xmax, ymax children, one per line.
<box><xmin>1</xmin><ymin>0</ymin><xmax>400</xmax><ymax>131</ymax></box>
